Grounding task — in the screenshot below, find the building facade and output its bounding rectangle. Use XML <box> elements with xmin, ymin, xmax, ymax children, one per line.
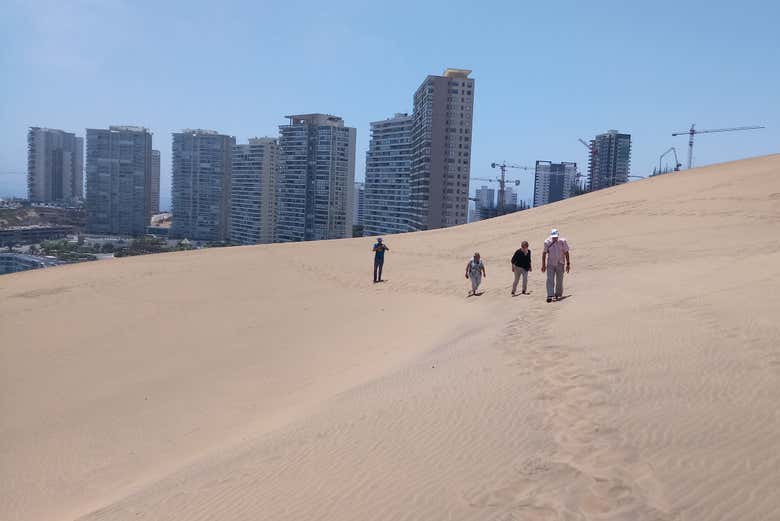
<box><xmin>363</xmin><ymin>113</ymin><xmax>413</xmax><ymax>236</ymax></box>
<box><xmin>474</xmin><ymin>185</ymin><xmax>496</xmax><ymax>220</ymax></box>
<box><xmin>408</xmin><ymin>68</ymin><xmax>474</xmax><ymax>231</ymax></box>
<box><xmin>171</xmin><ymin>130</ymin><xmax>235</xmax><ymax>242</ymax></box>
<box><xmin>151</xmin><ymin>149</ymin><xmax>161</xmax><ymax>214</ymax></box>
<box><xmin>230</xmin><ymin>137</ymin><xmax>279</xmax><ymax>245</ymax></box>
<box><xmin>588</xmin><ymin>130</ymin><xmax>631</xmax><ymax>191</ymax></box>
<box><xmin>86</xmin><ymin>126</ymin><xmax>153</xmax><ymax>236</ymax></box>
<box><xmin>353</xmin><ymin>182</ymin><xmax>365</xmax><ymax>227</ymax></box>
<box><xmin>27</xmin><ymin>127</ymin><xmax>83</xmax><ymax>203</ymax></box>
<box><xmin>534</xmin><ymin>161</ymin><xmax>577</xmax><ymax>207</ymax></box>
<box><xmin>277</xmin><ymin>114</ymin><xmax>356</xmax><ymax>242</ymax></box>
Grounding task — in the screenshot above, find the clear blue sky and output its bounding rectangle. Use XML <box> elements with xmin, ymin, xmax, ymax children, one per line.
<box><xmin>1</xmin><ymin>0</ymin><xmax>778</xmax><ymax>208</ymax></box>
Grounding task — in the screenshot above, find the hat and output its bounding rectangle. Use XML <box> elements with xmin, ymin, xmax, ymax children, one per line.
<box><xmin>377</xmin><ymin>237</ymin><xmax>383</xmax><ymax>242</ymax></box>
<box><xmin>550</xmin><ymin>228</ymin><xmax>559</xmax><ymax>238</ymax></box>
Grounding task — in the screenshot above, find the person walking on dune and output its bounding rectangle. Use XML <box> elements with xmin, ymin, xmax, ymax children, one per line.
<box><xmin>511</xmin><ymin>241</ymin><xmax>532</xmax><ymax>295</ymax></box>
<box><xmin>372</xmin><ymin>237</ymin><xmax>389</xmax><ymax>283</ymax></box>
<box><xmin>465</xmin><ymin>252</ymin><xmax>486</xmax><ymax>296</ymax></box>
<box><xmin>541</xmin><ymin>228</ymin><xmax>570</xmax><ymax>303</ymax></box>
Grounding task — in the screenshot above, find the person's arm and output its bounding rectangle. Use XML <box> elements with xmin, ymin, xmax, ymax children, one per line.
<box><xmin>541</xmin><ymin>251</ymin><xmax>547</xmax><ymax>272</ymax></box>
<box><xmin>465</xmin><ymin>262</ymin><xmax>470</xmax><ymax>279</ymax></box>
<box><xmin>481</xmin><ymin>262</ymin><xmax>486</xmax><ymax>277</ymax></box>
<box><xmin>528</xmin><ymin>251</ymin><xmax>532</xmax><ymax>272</ymax></box>
<box><xmin>565</xmin><ymin>251</ymin><xmax>571</xmax><ymax>273</ymax></box>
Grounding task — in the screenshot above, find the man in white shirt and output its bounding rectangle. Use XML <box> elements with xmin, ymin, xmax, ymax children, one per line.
<box><xmin>541</xmin><ymin>228</ymin><xmax>571</xmax><ymax>303</ymax></box>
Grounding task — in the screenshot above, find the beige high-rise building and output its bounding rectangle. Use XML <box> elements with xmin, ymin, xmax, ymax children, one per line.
<box><xmin>408</xmin><ymin>68</ymin><xmax>474</xmax><ymax>231</ymax></box>
<box><xmin>27</xmin><ymin>127</ymin><xmax>83</xmax><ymax>203</ymax></box>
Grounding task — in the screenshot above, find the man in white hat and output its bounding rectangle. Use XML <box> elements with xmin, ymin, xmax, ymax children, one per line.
<box><xmin>541</xmin><ymin>228</ymin><xmax>570</xmax><ymax>302</ymax></box>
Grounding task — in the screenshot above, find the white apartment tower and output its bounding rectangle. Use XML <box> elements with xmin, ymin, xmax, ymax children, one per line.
<box><xmin>171</xmin><ymin>130</ymin><xmax>235</xmax><ymax>241</ymax></box>
<box><xmin>363</xmin><ymin>113</ymin><xmax>413</xmax><ymax>236</ymax></box>
<box><xmin>534</xmin><ymin>161</ymin><xmax>577</xmax><ymax>207</ymax></box>
<box><xmin>85</xmin><ymin>126</ymin><xmax>152</xmax><ymax>235</ymax></box>
<box><xmin>230</xmin><ymin>138</ymin><xmax>280</xmax><ymax>245</ymax></box>
<box><xmin>408</xmin><ymin>69</ymin><xmax>474</xmax><ymax>231</ymax></box>
<box><xmin>151</xmin><ymin>149</ymin><xmax>160</xmax><ymax>214</ymax></box>
<box><xmin>27</xmin><ymin>127</ymin><xmax>83</xmax><ymax>203</ymax></box>
<box><xmin>277</xmin><ymin>114</ymin><xmax>356</xmax><ymax>242</ymax></box>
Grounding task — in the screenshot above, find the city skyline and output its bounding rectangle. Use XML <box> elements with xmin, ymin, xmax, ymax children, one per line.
<box><xmin>1</xmin><ymin>1</ymin><xmax>778</xmax><ymax>208</ymax></box>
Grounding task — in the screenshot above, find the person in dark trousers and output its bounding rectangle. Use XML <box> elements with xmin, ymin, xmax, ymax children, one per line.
<box><xmin>372</xmin><ymin>237</ymin><xmax>389</xmax><ymax>283</ymax></box>
<box><xmin>511</xmin><ymin>240</ymin><xmax>532</xmax><ymax>295</ymax></box>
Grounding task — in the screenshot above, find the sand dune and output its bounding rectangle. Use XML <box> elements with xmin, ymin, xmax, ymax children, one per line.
<box><xmin>2</xmin><ymin>154</ymin><xmax>780</xmax><ymax>520</ymax></box>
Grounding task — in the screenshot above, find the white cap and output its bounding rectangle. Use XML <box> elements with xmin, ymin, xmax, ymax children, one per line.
<box><xmin>550</xmin><ymin>228</ymin><xmax>559</xmax><ymax>238</ymax></box>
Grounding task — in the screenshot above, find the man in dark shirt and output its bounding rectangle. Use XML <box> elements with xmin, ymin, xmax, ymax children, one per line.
<box><xmin>372</xmin><ymin>237</ymin><xmax>389</xmax><ymax>283</ymax></box>
<box><xmin>510</xmin><ymin>241</ymin><xmax>532</xmax><ymax>295</ymax></box>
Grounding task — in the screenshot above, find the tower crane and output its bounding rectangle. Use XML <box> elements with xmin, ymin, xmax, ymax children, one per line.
<box><xmin>488</xmin><ymin>162</ymin><xmax>534</xmax><ymax>213</ymax></box>
<box><xmin>672</xmin><ymin>124</ymin><xmax>765</xmax><ymax>169</ymax></box>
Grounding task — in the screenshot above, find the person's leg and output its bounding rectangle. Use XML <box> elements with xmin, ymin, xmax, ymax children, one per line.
<box><xmin>373</xmin><ymin>259</ymin><xmax>379</xmax><ymax>282</ymax></box>
<box><xmin>555</xmin><ymin>264</ymin><xmax>564</xmax><ymax>298</ymax></box>
<box><xmin>471</xmin><ymin>273</ymin><xmax>481</xmax><ymax>293</ymax></box>
<box><xmin>521</xmin><ymin>268</ymin><xmax>528</xmax><ymax>293</ymax></box>
<box><xmin>512</xmin><ymin>268</ymin><xmax>521</xmax><ymax>294</ymax></box>
<box><xmin>377</xmin><ymin>260</ymin><xmax>384</xmax><ymax>281</ymax></box>
<box><xmin>546</xmin><ymin>267</ymin><xmax>555</xmax><ymax>300</ymax></box>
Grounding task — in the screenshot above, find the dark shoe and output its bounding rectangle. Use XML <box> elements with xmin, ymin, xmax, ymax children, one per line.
<box><xmin>546</xmin><ymin>297</ymin><xmax>552</xmax><ymax>303</ymax></box>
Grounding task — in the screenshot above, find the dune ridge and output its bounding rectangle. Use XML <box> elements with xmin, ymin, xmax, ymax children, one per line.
<box><xmin>2</xmin><ymin>154</ymin><xmax>779</xmax><ymax>520</ymax></box>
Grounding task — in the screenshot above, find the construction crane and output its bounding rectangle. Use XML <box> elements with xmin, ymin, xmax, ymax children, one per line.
<box><xmin>487</xmin><ymin>162</ymin><xmax>534</xmax><ymax>213</ymax></box>
<box><xmin>578</xmin><ymin>138</ymin><xmax>597</xmax><ymax>156</ymax></box>
<box><xmin>672</xmin><ymin>124</ymin><xmax>765</xmax><ymax>169</ymax></box>
<box><xmin>471</xmin><ymin>176</ymin><xmax>522</xmax><ymax>215</ymax></box>
<box><xmin>658</xmin><ymin>147</ymin><xmax>682</xmax><ymax>174</ymax></box>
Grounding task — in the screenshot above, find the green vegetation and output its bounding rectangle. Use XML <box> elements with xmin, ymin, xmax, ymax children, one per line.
<box><xmin>39</xmin><ymin>240</ymin><xmax>97</xmax><ymax>262</ymax></box>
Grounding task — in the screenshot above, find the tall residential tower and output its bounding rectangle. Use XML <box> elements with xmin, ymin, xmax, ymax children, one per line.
<box><xmin>588</xmin><ymin>130</ymin><xmax>631</xmax><ymax>191</ymax></box>
<box><xmin>534</xmin><ymin>161</ymin><xmax>577</xmax><ymax>207</ymax></box>
<box><xmin>277</xmin><ymin>114</ymin><xmax>356</xmax><ymax>242</ymax></box>
<box><xmin>27</xmin><ymin>127</ymin><xmax>83</xmax><ymax>203</ymax></box>
<box><xmin>171</xmin><ymin>130</ymin><xmax>235</xmax><ymax>241</ymax></box>
<box><xmin>85</xmin><ymin>126</ymin><xmax>152</xmax><ymax>235</ymax></box>
<box><xmin>363</xmin><ymin>113</ymin><xmax>413</xmax><ymax>236</ymax></box>
<box><xmin>230</xmin><ymin>137</ymin><xmax>279</xmax><ymax>245</ymax></box>
<box><xmin>151</xmin><ymin>149</ymin><xmax>160</xmax><ymax>214</ymax></box>
<box><xmin>408</xmin><ymin>69</ymin><xmax>474</xmax><ymax>231</ymax></box>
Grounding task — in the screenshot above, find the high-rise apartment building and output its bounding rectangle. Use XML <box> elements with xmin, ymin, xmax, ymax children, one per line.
<box><xmin>151</xmin><ymin>149</ymin><xmax>160</xmax><ymax>214</ymax></box>
<box><xmin>408</xmin><ymin>68</ymin><xmax>474</xmax><ymax>231</ymax></box>
<box><xmin>85</xmin><ymin>126</ymin><xmax>152</xmax><ymax>235</ymax></box>
<box><xmin>503</xmin><ymin>186</ymin><xmax>518</xmax><ymax>208</ymax></box>
<box><xmin>363</xmin><ymin>113</ymin><xmax>413</xmax><ymax>236</ymax></box>
<box><xmin>474</xmin><ymin>185</ymin><xmax>495</xmax><ymax>220</ymax></box>
<box><xmin>277</xmin><ymin>114</ymin><xmax>356</xmax><ymax>242</ymax></box>
<box><xmin>588</xmin><ymin>130</ymin><xmax>631</xmax><ymax>191</ymax></box>
<box><xmin>230</xmin><ymin>137</ymin><xmax>279</xmax><ymax>245</ymax></box>
<box><xmin>534</xmin><ymin>161</ymin><xmax>577</xmax><ymax>207</ymax></box>
<box><xmin>27</xmin><ymin>127</ymin><xmax>83</xmax><ymax>203</ymax></box>
<box><xmin>353</xmin><ymin>182</ymin><xmax>365</xmax><ymax>226</ymax></box>
<box><xmin>171</xmin><ymin>130</ymin><xmax>235</xmax><ymax>241</ymax></box>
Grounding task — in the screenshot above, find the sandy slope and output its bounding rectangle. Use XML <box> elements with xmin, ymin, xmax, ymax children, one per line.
<box><xmin>2</xmin><ymin>155</ymin><xmax>779</xmax><ymax>521</ymax></box>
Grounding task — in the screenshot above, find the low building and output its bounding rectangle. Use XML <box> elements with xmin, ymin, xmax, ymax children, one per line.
<box><xmin>0</xmin><ymin>225</ymin><xmax>74</xmax><ymax>247</ymax></box>
<box><xmin>0</xmin><ymin>253</ymin><xmax>60</xmax><ymax>275</ymax></box>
